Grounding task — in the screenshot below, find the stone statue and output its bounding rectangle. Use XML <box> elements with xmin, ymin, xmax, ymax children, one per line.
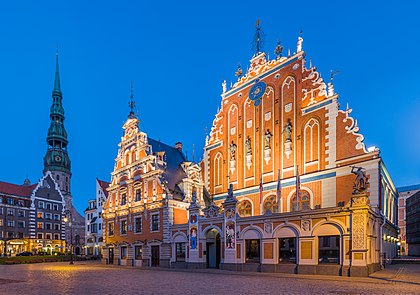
<box><xmin>245</xmin><ymin>136</ymin><xmax>252</xmax><ymax>155</ymax></box>
<box><xmin>351</xmin><ymin>166</ymin><xmax>369</xmax><ymax>193</ymax></box>
<box><xmin>264</xmin><ymin>129</ymin><xmax>272</xmax><ymax>148</ymax></box>
<box><xmin>222</xmin><ymin>80</ymin><xmax>227</xmax><ymax>93</ymax></box>
<box><xmin>228</xmin><ymin>183</ymin><xmax>233</xmax><ymax>198</ymax></box>
<box><xmin>229</xmin><ymin>141</ymin><xmax>237</xmax><ymax>160</ymax></box>
<box><xmin>282</xmin><ymin>120</ymin><xmax>292</xmax><ymax>142</ymax></box>
<box><xmin>191</xmin><ymin>190</ymin><xmax>197</xmax><ymax>204</ymax></box>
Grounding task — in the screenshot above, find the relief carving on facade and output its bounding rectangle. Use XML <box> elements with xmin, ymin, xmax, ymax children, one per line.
<box><xmin>352</xmin><ymin>213</ymin><xmax>366</xmax><ymax>250</ymax></box>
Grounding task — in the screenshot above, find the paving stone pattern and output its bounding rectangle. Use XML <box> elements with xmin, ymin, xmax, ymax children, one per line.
<box><xmin>0</xmin><ymin>261</ymin><xmax>419</xmax><ymax>294</ymax></box>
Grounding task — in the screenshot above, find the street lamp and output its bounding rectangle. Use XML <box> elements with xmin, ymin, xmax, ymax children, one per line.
<box><xmin>64</xmin><ymin>209</ymin><xmax>74</xmax><ymax>265</ymax></box>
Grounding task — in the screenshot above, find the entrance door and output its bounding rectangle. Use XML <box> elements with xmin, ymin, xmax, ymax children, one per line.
<box><xmin>151</xmin><ymin>246</ymin><xmax>160</xmax><ymax>267</ymax></box>
<box><xmin>206</xmin><ymin>230</ymin><xmax>221</xmax><ymax>268</ymax></box>
<box><xmin>108</xmin><ymin>248</ymin><xmax>114</xmax><ymax>264</ymax></box>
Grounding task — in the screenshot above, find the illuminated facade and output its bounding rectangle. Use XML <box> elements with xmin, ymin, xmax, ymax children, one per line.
<box><xmin>0</xmin><ymin>173</ymin><xmax>66</xmax><ymax>255</ymax></box>
<box><xmin>102</xmin><ymin>100</ymin><xmax>206</xmax><ymax>266</ymax></box>
<box><xmin>169</xmin><ymin>30</ymin><xmax>399</xmax><ymax>276</ymax></box>
<box><xmin>85</xmin><ymin>179</ymin><xmax>109</xmax><ymax>255</ymax></box>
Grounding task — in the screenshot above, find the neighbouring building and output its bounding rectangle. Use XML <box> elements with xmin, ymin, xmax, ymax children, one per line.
<box><xmin>102</xmin><ymin>95</ymin><xmax>206</xmax><ymax>267</ymax></box>
<box><xmin>0</xmin><ymin>53</ymin><xmax>85</xmax><ymax>256</ymax></box>
<box><xmin>397</xmin><ymin>184</ymin><xmax>420</xmax><ymax>255</ymax></box>
<box><xmin>406</xmin><ymin>191</ymin><xmax>420</xmax><ymax>256</ymax></box>
<box><xmin>43</xmin><ymin>53</ymin><xmax>85</xmax><ymax>255</ymax></box>
<box><xmin>85</xmin><ymin>179</ymin><xmax>109</xmax><ymax>256</ymax></box>
<box><xmin>168</xmin><ymin>26</ymin><xmax>398</xmax><ymax>276</ymax></box>
<box><xmin>0</xmin><ymin>173</ymin><xmax>66</xmax><ymax>255</ymax></box>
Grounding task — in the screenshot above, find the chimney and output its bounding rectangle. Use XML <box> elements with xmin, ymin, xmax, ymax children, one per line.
<box><xmin>174</xmin><ymin>142</ymin><xmax>183</xmax><ymax>151</ymax></box>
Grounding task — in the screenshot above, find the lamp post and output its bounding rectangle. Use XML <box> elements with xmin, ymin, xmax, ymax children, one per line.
<box><xmin>64</xmin><ymin>209</ymin><xmax>74</xmax><ymax>265</ymax></box>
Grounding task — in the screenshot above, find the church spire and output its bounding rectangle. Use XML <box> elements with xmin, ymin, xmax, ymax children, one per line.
<box><xmin>53</xmin><ymin>51</ymin><xmax>62</xmax><ymax>96</ymax></box>
<box><xmin>43</xmin><ymin>53</ymin><xmax>71</xmax><ymax>188</ymax></box>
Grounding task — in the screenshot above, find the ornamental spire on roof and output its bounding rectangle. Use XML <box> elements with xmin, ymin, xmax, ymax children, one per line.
<box><xmin>128</xmin><ymin>81</ymin><xmax>137</xmax><ymax>119</ymax></box>
<box><xmin>252</xmin><ymin>20</ymin><xmax>265</xmax><ymax>56</ymax></box>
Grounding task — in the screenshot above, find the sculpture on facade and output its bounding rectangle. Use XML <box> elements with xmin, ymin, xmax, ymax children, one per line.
<box><xmin>282</xmin><ymin>120</ymin><xmax>293</xmax><ymax>142</ymax></box>
<box><xmin>351</xmin><ymin>166</ymin><xmax>369</xmax><ymax>194</ymax></box>
<box><xmin>229</xmin><ymin>141</ymin><xmax>237</xmax><ymax>161</ymax></box>
<box><xmin>245</xmin><ymin>136</ymin><xmax>252</xmax><ymax>155</ymax></box>
<box><xmin>264</xmin><ymin>129</ymin><xmax>272</xmax><ymax>149</ymax></box>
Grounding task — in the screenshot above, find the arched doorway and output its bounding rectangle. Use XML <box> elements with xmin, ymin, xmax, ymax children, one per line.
<box><xmin>206</xmin><ymin>229</ymin><xmax>221</xmax><ymax>269</ymax></box>
<box><xmin>75</xmin><ymin>247</ymin><xmax>81</xmax><ymax>255</ymax></box>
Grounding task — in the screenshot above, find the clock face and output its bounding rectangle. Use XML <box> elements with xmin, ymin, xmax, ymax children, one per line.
<box><xmin>249</xmin><ymin>81</ymin><xmax>267</xmax><ymax>106</ymax></box>
<box><xmin>55</xmin><ymin>155</ymin><xmax>62</xmax><ymax>162</ymax></box>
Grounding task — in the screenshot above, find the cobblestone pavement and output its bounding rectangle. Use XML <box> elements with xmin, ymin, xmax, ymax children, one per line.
<box><xmin>0</xmin><ymin>261</ymin><xmax>419</xmax><ymax>295</ymax></box>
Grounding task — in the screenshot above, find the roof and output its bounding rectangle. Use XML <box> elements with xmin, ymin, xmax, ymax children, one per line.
<box><xmin>148</xmin><ymin>138</ymin><xmax>187</xmax><ymax>198</ymax></box>
<box><xmin>0</xmin><ymin>180</ymin><xmax>36</xmax><ymax>197</ymax></box>
<box><xmin>397</xmin><ymin>184</ymin><xmax>420</xmax><ymax>193</ymax></box>
<box><xmin>97</xmin><ymin>178</ymin><xmax>110</xmax><ymax>197</ymax></box>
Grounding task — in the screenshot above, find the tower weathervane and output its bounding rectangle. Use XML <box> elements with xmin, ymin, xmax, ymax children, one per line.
<box><xmin>252</xmin><ymin>19</ymin><xmax>265</xmax><ymax>55</ymax></box>
<box><xmin>128</xmin><ymin>81</ymin><xmax>136</xmax><ymax>118</ymax></box>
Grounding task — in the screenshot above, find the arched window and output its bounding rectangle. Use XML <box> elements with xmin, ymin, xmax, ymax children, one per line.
<box><xmin>214</xmin><ymin>153</ymin><xmax>223</xmax><ymax>187</ymax></box>
<box><xmin>238</xmin><ymin>200</ymin><xmax>252</xmax><ymax>217</ymax></box>
<box><xmin>304</xmin><ymin>118</ymin><xmax>320</xmax><ymax>164</ymax></box>
<box><xmin>263</xmin><ymin>195</ymin><xmax>278</xmax><ymax>214</ymax></box>
<box><xmin>125</xmin><ymin>153</ymin><xmax>130</xmax><ymax>165</ymax></box>
<box><xmin>291</xmin><ymin>190</ymin><xmax>311</xmax><ymax>212</ymax></box>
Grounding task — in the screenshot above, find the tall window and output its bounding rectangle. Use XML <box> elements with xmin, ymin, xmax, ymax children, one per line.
<box><xmin>134</xmin><ymin>217</ymin><xmax>142</xmax><ymax>233</ymax></box>
<box><xmin>135</xmin><ymin>245</ymin><xmax>142</xmax><ymax>260</ymax></box>
<box><xmin>120</xmin><ymin>220</ymin><xmax>127</xmax><ymax>235</ymax></box>
<box><xmin>318</xmin><ymin>235</ymin><xmax>340</xmax><ymax>264</ymax></box>
<box><xmin>214</xmin><ymin>153</ymin><xmax>223</xmax><ymax>187</ymax></box>
<box><xmin>279</xmin><ymin>238</ymin><xmax>296</xmax><ymax>263</ymax></box>
<box><xmin>238</xmin><ymin>200</ymin><xmax>252</xmax><ymax>217</ymax></box>
<box><xmin>263</xmin><ymin>195</ymin><xmax>278</xmax><ymax>214</ymax></box>
<box><xmin>108</xmin><ymin>222</ymin><xmax>115</xmax><ymax>236</ymax></box>
<box><xmin>304</xmin><ymin>118</ymin><xmax>320</xmax><ymax>164</ymax></box>
<box><xmin>120</xmin><ymin>193</ymin><xmax>127</xmax><ymax>205</ymax></box>
<box><xmin>135</xmin><ymin>189</ymin><xmax>142</xmax><ymax>202</ymax></box>
<box><xmin>291</xmin><ymin>190</ymin><xmax>311</xmax><ymax>212</ymax></box>
<box><xmin>151</xmin><ymin>214</ymin><xmax>159</xmax><ymax>231</ymax></box>
<box><xmin>176</xmin><ymin>242</ymin><xmax>186</xmax><ymax>262</ymax></box>
<box><xmin>245</xmin><ymin>239</ymin><xmax>260</xmax><ymax>263</ymax></box>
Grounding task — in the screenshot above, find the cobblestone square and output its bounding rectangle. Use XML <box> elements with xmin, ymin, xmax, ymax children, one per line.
<box><xmin>0</xmin><ymin>262</ymin><xmax>419</xmax><ymax>294</ymax></box>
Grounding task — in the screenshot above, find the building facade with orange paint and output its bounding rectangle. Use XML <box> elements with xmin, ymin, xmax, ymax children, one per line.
<box><xmin>102</xmin><ymin>106</ymin><xmax>206</xmax><ymax>267</ymax></box>
<box><xmin>169</xmin><ymin>33</ymin><xmax>399</xmax><ymax>276</ymax></box>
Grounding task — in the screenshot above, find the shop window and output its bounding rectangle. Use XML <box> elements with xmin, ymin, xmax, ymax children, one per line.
<box><xmin>176</xmin><ymin>242</ymin><xmax>186</xmax><ymax>262</ymax></box>
<box><xmin>238</xmin><ymin>200</ymin><xmax>252</xmax><ymax>217</ymax></box>
<box><xmin>291</xmin><ymin>190</ymin><xmax>311</xmax><ymax>212</ymax></box>
<box><xmin>318</xmin><ymin>235</ymin><xmax>340</xmax><ymax>264</ymax></box>
<box><xmin>120</xmin><ymin>246</ymin><xmax>127</xmax><ymax>259</ymax></box>
<box><xmin>279</xmin><ymin>238</ymin><xmax>296</xmax><ymax>263</ymax></box>
<box><xmin>263</xmin><ymin>195</ymin><xmax>278</xmax><ymax>214</ymax></box>
<box><xmin>245</xmin><ymin>239</ymin><xmax>260</xmax><ymax>263</ymax></box>
<box><xmin>135</xmin><ymin>245</ymin><xmax>142</xmax><ymax>260</ymax></box>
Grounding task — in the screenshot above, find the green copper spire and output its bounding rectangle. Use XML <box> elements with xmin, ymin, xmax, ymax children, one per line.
<box><xmin>53</xmin><ymin>51</ymin><xmax>61</xmax><ymax>95</ymax></box>
<box><xmin>43</xmin><ymin>53</ymin><xmax>71</xmax><ymax>177</ymax></box>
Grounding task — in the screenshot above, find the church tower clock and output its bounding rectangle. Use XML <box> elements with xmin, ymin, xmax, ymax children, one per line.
<box><xmin>43</xmin><ymin>53</ymin><xmax>72</xmax><ymax>206</ymax></box>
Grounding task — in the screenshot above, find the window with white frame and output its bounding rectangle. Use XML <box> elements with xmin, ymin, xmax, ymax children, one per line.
<box><xmin>38</xmin><ymin>201</ymin><xmax>44</xmax><ymax>209</ymax></box>
<box><xmin>151</xmin><ymin>213</ymin><xmax>159</xmax><ymax>232</ymax></box>
<box><xmin>134</xmin><ymin>216</ymin><xmax>142</xmax><ymax>233</ymax></box>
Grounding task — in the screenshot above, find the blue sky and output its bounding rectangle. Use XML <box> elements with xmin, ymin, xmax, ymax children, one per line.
<box><xmin>0</xmin><ymin>0</ymin><xmax>419</xmax><ymax>213</ymax></box>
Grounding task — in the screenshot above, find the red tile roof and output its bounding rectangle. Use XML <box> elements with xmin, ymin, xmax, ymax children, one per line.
<box><xmin>97</xmin><ymin>178</ymin><xmax>110</xmax><ymax>198</ymax></box>
<box><xmin>0</xmin><ymin>181</ymin><xmax>37</xmax><ymax>197</ymax></box>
